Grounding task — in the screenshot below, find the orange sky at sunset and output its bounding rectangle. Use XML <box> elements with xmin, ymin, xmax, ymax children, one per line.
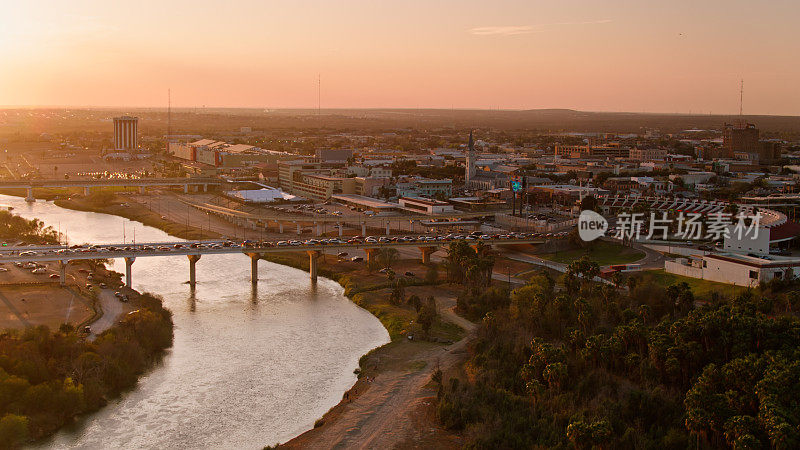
<box><xmin>1</xmin><ymin>0</ymin><xmax>799</xmax><ymax>115</ymax></box>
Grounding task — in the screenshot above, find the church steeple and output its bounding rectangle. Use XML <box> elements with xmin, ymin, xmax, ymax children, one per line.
<box><xmin>466</xmin><ymin>130</ymin><xmax>476</xmax><ymax>185</ymax></box>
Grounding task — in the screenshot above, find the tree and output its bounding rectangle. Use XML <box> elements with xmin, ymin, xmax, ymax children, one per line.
<box><xmin>0</xmin><ymin>414</ymin><xmax>28</xmax><ymax>448</ymax></box>
<box><xmin>417</xmin><ymin>296</ymin><xmax>438</xmax><ymax>338</ymax></box>
<box><xmin>379</xmin><ymin>248</ymin><xmax>399</xmax><ymax>269</ymax></box>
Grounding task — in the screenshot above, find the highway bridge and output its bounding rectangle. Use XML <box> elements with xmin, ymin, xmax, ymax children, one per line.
<box><xmin>179</xmin><ymin>198</ymin><xmax>508</xmax><ymax>235</ymax></box>
<box><xmin>0</xmin><ymin>236</ymin><xmax>546</xmax><ymax>287</ymax></box>
<box><xmin>0</xmin><ymin>177</ymin><xmax>223</xmax><ymax>201</ymax></box>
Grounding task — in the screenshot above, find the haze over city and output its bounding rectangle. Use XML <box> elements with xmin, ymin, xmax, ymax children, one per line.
<box><xmin>2</xmin><ymin>0</ymin><xmax>799</xmax><ymax>114</ymax></box>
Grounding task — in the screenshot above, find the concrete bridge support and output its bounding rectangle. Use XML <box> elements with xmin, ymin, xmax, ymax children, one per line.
<box><xmin>247</xmin><ymin>253</ymin><xmax>259</xmax><ymax>284</ymax></box>
<box><xmin>338</xmin><ymin>223</ymin><xmax>343</xmax><ymax>237</ymax></box>
<box><xmin>316</xmin><ymin>222</ymin><xmax>322</xmax><ymax>237</ymax></box>
<box><xmin>419</xmin><ymin>246</ymin><xmax>437</xmax><ymax>265</ymax></box>
<box><xmin>25</xmin><ymin>187</ymin><xmax>34</xmax><ymax>202</ymax></box>
<box><xmin>297</xmin><ymin>222</ymin><xmax>301</xmax><ymax>235</ymax></box>
<box><xmin>203</xmin><ymin>184</ymin><xmax>208</xmax><ymax>192</ymax></box>
<box><xmin>278</xmin><ymin>222</ymin><xmax>284</xmax><ymax>234</ymax></box>
<box><xmin>124</xmin><ymin>257</ymin><xmax>135</xmax><ymax>287</ymax></box>
<box><xmin>385</xmin><ymin>221</ymin><xmax>390</xmax><ymax>236</ymax></box>
<box><xmin>361</xmin><ymin>223</ymin><xmax>366</xmax><ymax>236</ymax></box>
<box><xmin>187</xmin><ymin>254</ymin><xmax>201</xmax><ymax>287</ymax></box>
<box><xmin>83</xmin><ymin>186</ymin><xmax>91</xmax><ymax>196</ymax></box>
<box><xmin>58</xmin><ymin>260</ymin><xmax>67</xmax><ymax>287</ymax></box>
<box><xmin>139</xmin><ymin>186</ymin><xmax>146</xmax><ymax>194</ymax></box>
<box><xmin>184</xmin><ymin>184</ymin><xmax>189</xmax><ymax>194</ymax></box>
<box><xmin>307</xmin><ymin>250</ymin><xmax>321</xmax><ymax>282</ymax></box>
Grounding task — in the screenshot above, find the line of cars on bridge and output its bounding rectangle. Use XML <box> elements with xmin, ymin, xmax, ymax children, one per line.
<box><xmin>0</xmin><ymin>230</ymin><xmax>566</xmax><ymax>257</ymax></box>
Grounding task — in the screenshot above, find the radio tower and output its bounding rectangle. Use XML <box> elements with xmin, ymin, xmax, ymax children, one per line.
<box><xmin>167</xmin><ymin>88</ymin><xmax>172</xmax><ymax>152</ymax></box>
<box><xmin>739</xmin><ymin>79</ymin><xmax>744</xmax><ymax>116</ymax></box>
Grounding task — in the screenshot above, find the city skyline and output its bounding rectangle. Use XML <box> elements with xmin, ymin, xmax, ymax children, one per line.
<box><xmin>1</xmin><ymin>0</ymin><xmax>799</xmax><ymax>115</ymax></box>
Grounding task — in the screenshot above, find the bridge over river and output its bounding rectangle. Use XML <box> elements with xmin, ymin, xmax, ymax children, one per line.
<box><xmin>0</xmin><ymin>236</ymin><xmax>545</xmax><ymax>287</ymax></box>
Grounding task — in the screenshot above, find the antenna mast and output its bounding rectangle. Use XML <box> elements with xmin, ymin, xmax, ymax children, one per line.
<box><xmin>739</xmin><ymin>79</ymin><xmax>743</xmax><ymax>116</ymax></box>
<box><xmin>317</xmin><ymin>74</ymin><xmax>321</xmax><ymax>116</ymax></box>
<box><xmin>167</xmin><ymin>88</ymin><xmax>172</xmax><ymax>151</ymax></box>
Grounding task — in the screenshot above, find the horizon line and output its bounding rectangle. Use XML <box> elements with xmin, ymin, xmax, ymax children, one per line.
<box><xmin>0</xmin><ymin>105</ymin><xmax>798</xmax><ymax>118</ymax></box>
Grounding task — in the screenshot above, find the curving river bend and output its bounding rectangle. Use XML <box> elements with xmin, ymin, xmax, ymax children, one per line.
<box><xmin>0</xmin><ymin>195</ymin><xmax>390</xmax><ymax>449</ymax></box>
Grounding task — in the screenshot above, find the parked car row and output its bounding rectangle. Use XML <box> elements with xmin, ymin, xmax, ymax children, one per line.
<box><xmin>0</xmin><ymin>230</ymin><xmax>567</xmax><ymax>257</ymax></box>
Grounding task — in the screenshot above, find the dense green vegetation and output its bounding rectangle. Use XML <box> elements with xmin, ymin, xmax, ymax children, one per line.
<box><xmin>0</xmin><ymin>293</ymin><xmax>173</xmax><ymax>448</ymax></box>
<box><xmin>436</xmin><ymin>252</ymin><xmax>800</xmax><ymax>449</ymax></box>
<box><xmin>0</xmin><ymin>210</ymin><xmax>58</xmax><ymax>244</ymax></box>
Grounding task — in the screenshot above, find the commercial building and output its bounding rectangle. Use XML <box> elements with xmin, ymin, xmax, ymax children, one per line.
<box><xmin>113</xmin><ymin>116</ymin><xmax>139</xmax><ymax>151</ymax></box>
<box><xmin>629</xmin><ymin>148</ymin><xmax>667</xmax><ymax>161</ymax></box>
<box><xmin>170</xmin><ymin>139</ymin><xmax>289</xmax><ymax>167</ymax></box>
<box><xmin>316</xmin><ymin>148</ymin><xmax>354</xmax><ymax>165</ymax></box>
<box><xmin>395</xmin><ymin>178</ymin><xmax>452</xmax><ymax>198</ymax></box>
<box><xmin>666</xmin><ymin>253</ymin><xmax>800</xmax><ymax>287</ymax></box>
<box><xmin>721</xmin><ymin>122</ymin><xmax>782</xmax><ymax>164</ymax></box>
<box><xmin>554</xmin><ymin>142</ymin><xmax>629</xmax><ymax>159</ymax></box>
<box><xmin>399</xmin><ymin>197</ymin><xmax>454</xmax><ymax>215</ymax></box>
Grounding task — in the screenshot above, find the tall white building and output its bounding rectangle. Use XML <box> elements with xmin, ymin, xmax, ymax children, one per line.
<box><xmin>113</xmin><ymin>116</ymin><xmax>139</xmax><ymax>151</ymax></box>
<box><xmin>465</xmin><ymin>130</ymin><xmax>476</xmax><ymax>184</ymax></box>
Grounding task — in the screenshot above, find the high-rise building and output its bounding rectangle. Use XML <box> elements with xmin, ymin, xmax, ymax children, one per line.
<box><xmin>465</xmin><ymin>130</ymin><xmax>476</xmax><ymax>184</ymax></box>
<box><xmin>722</xmin><ymin>122</ymin><xmax>759</xmax><ymax>158</ymax></box>
<box><xmin>113</xmin><ymin>116</ymin><xmax>139</xmax><ymax>151</ymax></box>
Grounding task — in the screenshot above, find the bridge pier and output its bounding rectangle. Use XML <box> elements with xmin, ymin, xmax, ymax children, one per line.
<box><xmin>25</xmin><ymin>187</ymin><xmax>34</xmax><ymax>202</ymax></box>
<box><xmin>296</xmin><ymin>222</ymin><xmax>301</xmax><ymax>235</ymax></box>
<box><xmin>124</xmin><ymin>257</ymin><xmax>135</xmax><ymax>287</ymax></box>
<box><xmin>419</xmin><ymin>246</ymin><xmax>437</xmax><ymax>264</ymax></box>
<box><xmin>361</xmin><ymin>222</ymin><xmax>366</xmax><ymax>236</ymax></box>
<box><xmin>385</xmin><ymin>221</ymin><xmax>390</xmax><ymax>236</ymax></box>
<box><xmin>203</xmin><ymin>184</ymin><xmax>208</xmax><ymax>192</ymax></box>
<box><xmin>307</xmin><ymin>250</ymin><xmax>321</xmax><ymax>282</ymax></box>
<box><xmin>338</xmin><ymin>223</ymin><xmax>343</xmax><ymax>237</ymax></box>
<box><xmin>139</xmin><ymin>186</ymin><xmax>145</xmax><ymax>194</ymax></box>
<box><xmin>58</xmin><ymin>260</ymin><xmax>67</xmax><ymax>286</ymax></box>
<box><xmin>187</xmin><ymin>254</ymin><xmax>201</xmax><ymax>287</ymax></box>
<box><xmin>246</xmin><ymin>253</ymin><xmax>260</xmax><ymax>284</ymax></box>
<box><xmin>316</xmin><ymin>222</ymin><xmax>322</xmax><ymax>237</ymax></box>
<box><xmin>83</xmin><ymin>186</ymin><xmax>90</xmax><ymax>196</ymax></box>
<box><xmin>184</xmin><ymin>184</ymin><xmax>189</xmax><ymax>194</ymax></box>
<box><xmin>278</xmin><ymin>222</ymin><xmax>284</xmax><ymax>233</ymax></box>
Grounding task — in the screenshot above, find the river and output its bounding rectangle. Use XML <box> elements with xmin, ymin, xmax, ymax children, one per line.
<box><xmin>0</xmin><ymin>195</ymin><xmax>390</xmax><ymax>449</ymax></box>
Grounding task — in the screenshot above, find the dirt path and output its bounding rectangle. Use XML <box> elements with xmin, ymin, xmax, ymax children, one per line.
<box><xmin>88</xmin><ymin>289</ymin><xmax>128</xmax><ymax>339</ymax></box>
<box><xmin>282</xmin><ymin>296</ymin><xmax>472</xmax><ymax>449</ymax></box>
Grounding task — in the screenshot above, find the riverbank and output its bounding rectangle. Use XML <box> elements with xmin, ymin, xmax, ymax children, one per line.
<box><xmin>0</xmin><ymin>283</ymin><xmax>174</xmax><ymax>447</ymax></box>
<box><xmin>7</xmin><ymin>190</ymin><xmax>479</xmax><ymax>447</ymax></box>
<box><xmin>259</xmin><ymin>251</ymin><xmax>472</xmax><ymax>448</ymax></box>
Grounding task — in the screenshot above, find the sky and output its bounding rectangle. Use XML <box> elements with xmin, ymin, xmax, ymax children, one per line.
<box><xmin>1</xmin><ymin>0</ymin><xmax>799</xmax><ymax>115</ymax></box>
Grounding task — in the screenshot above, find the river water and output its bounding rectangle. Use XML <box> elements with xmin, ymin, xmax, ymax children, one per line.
<box><xmin>0</xmin><ymin>195</ymin><xmax>390</xmax><ymax>449</ymax></box>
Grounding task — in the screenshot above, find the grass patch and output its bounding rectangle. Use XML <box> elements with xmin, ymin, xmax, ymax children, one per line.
<box><xmin>537</xmin><ymin>241</ymin><xmax>645</xmax><ymax>266</ymax></box>
<box><xmin>636</xmin><ymin>269</ymin><xmax>747</xmax><ymax>298</ymax></box>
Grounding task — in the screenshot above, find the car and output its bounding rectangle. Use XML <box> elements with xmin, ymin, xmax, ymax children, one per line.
<box><xmin>49</xmin><ymin>273</ymin><xmax>60</xmax><ymax>279</ymax></box>
<box><xmin>350</xmin><ymin>256</ymin><xmax>364</xmax><ymax>262</ymax></box>
<box><xmin>114</xmin><ymin>291</ymin><xmax>122</xmax><ymax>298</ymax></box>
<box><xmin>83</xmin><ymin>326</ymin><xmax>91</xmax><ymax>334</ymax></box>
<box><xmin>405</xmin><ymin>271</ymin><xmax>415</xmax><ymax>277</ymax></box>
<box><xmin>99</xmin><ymin>282</ymin><xmax>107</xmax><ymax>289</ymax></box>
<box><xmin>0</xmin><ymin>268</ymin><xmax>7</xmax><ymax>272</ymax></box>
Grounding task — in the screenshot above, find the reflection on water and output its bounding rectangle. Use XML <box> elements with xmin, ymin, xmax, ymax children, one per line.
<box><xmin>0</xmin><ymin>195</ymin><xmax>389</xmax><ymax>449</ymax></box>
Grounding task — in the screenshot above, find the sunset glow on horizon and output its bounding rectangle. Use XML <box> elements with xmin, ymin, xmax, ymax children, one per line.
<box><xmin>1</xmin><ymin>0</ymin><xmax>799</xmax><ymax>115</ymax></box>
